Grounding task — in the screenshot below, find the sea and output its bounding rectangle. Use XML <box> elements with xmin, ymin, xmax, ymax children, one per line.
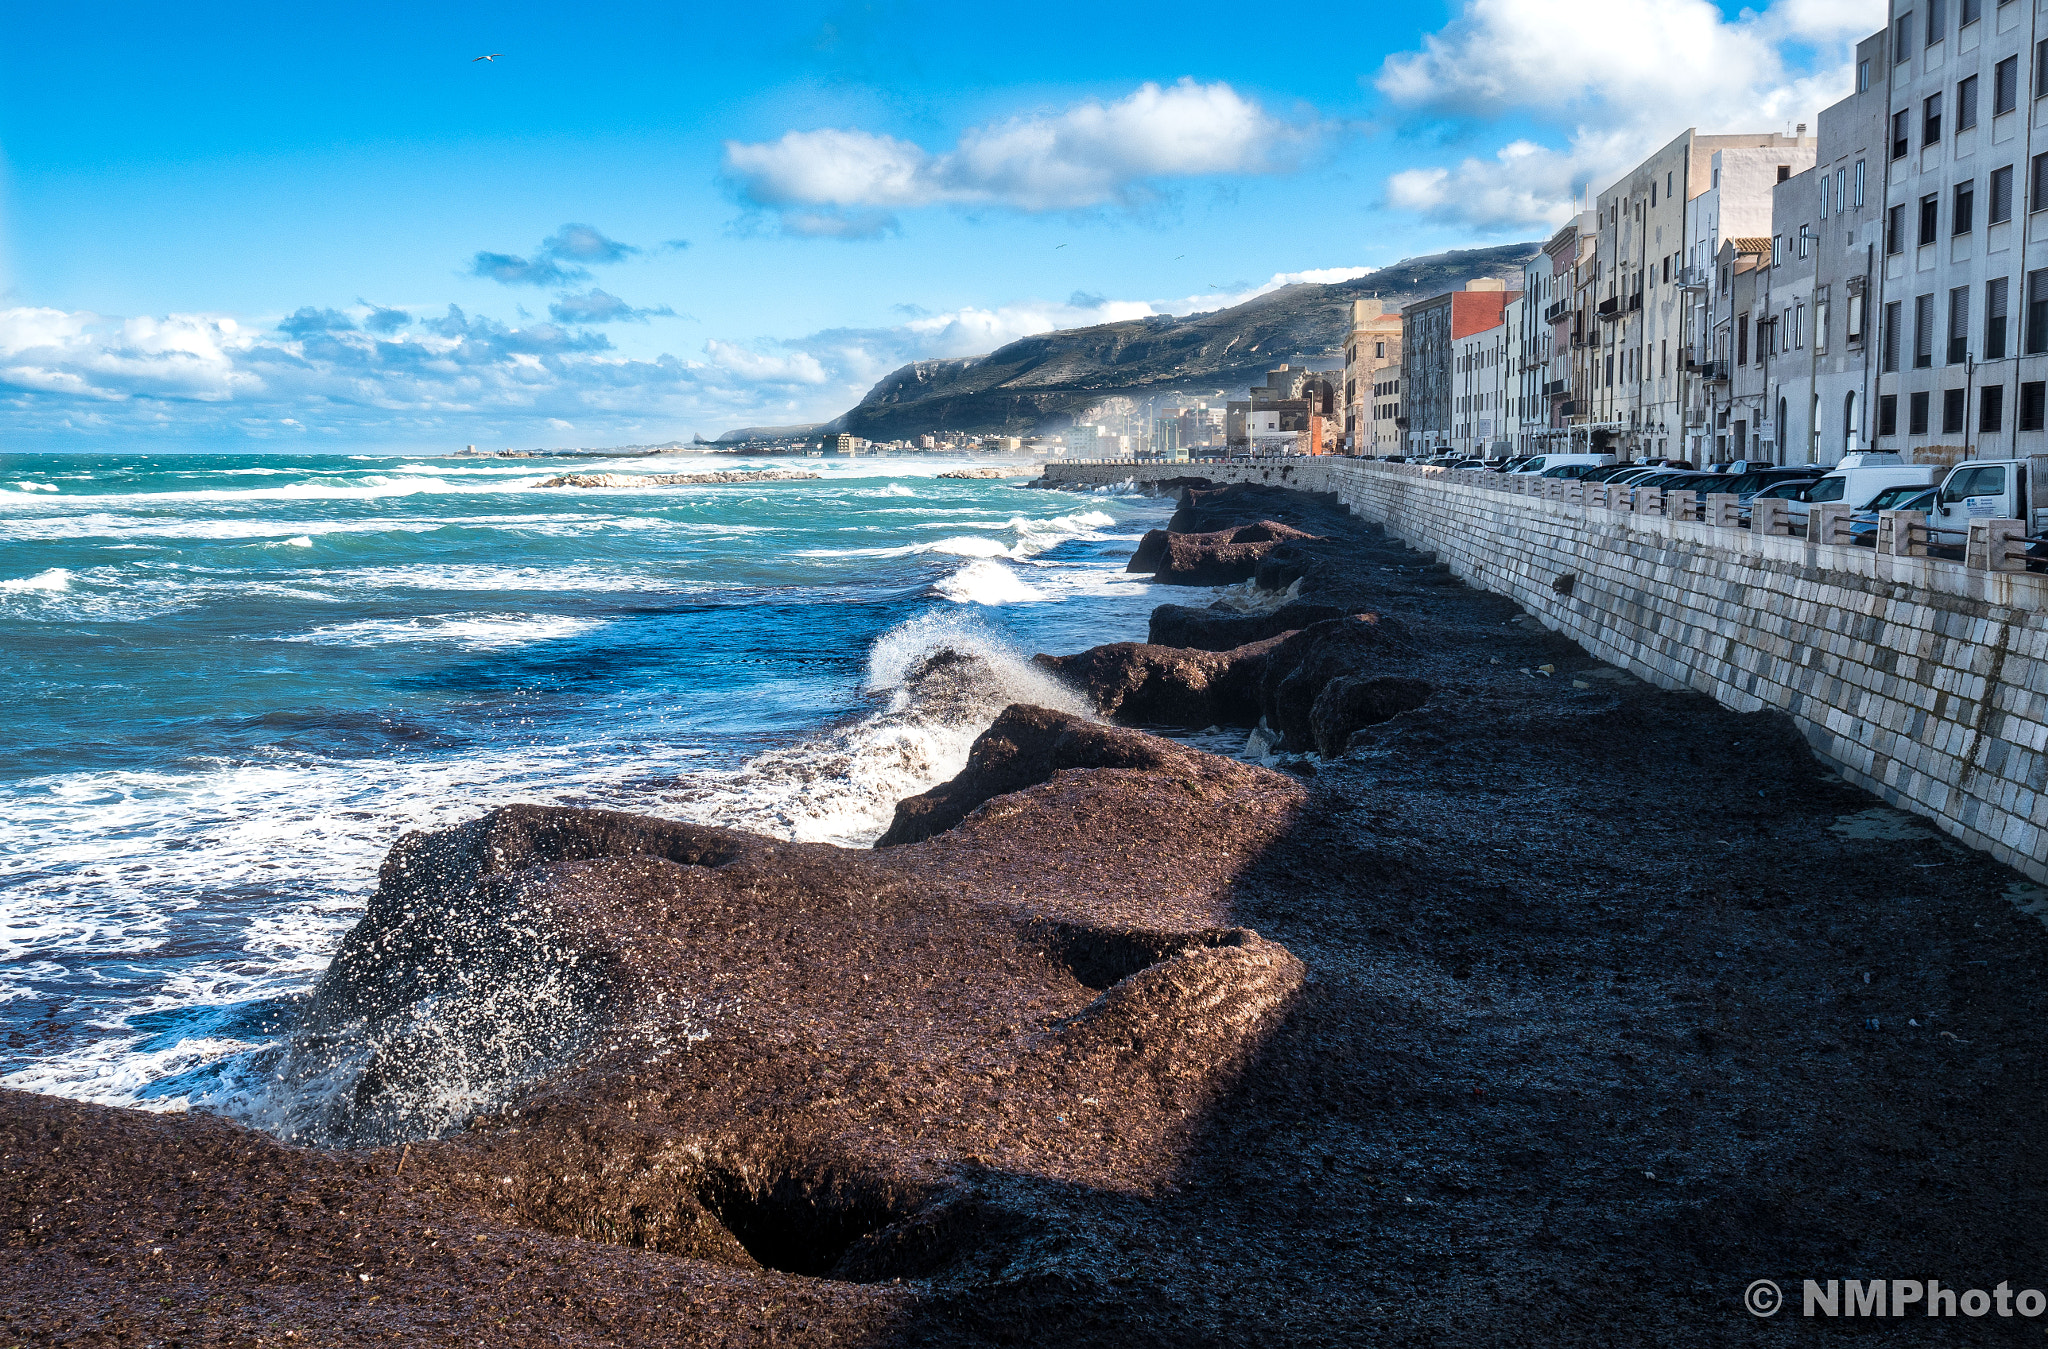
<box><xmin>0</xmin><ymin>450</ymin><xmax>1174</xmax><ymax>1129</ymax></box>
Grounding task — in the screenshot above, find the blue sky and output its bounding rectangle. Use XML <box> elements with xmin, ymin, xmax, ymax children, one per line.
<box><xmin>0</xmin><ymin>0</ymin><xmax>1876</xmax><ymax>451</ymax></box>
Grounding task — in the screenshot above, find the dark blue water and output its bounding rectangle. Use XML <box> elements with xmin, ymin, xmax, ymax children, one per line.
<box><xmin>0</xmin><ymin>450</ymin><xmax>1170</xmax><ymax>1117</ymax></box>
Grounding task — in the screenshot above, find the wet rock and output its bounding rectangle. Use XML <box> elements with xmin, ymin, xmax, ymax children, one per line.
<box><xmin>878</xmin><ymin>705</ymin><xmax>1198</xmax><ymax>846</ymax></box>
<box><xmin>1309</xmin><ymin>675</ymin><xmax>1434</xmax><ymax>757</ymax></box>
<box><xmin>1256</xmin><ymin>615</ymin><xmax>1418</xmax><ymax>751</ymax></box>
<box><xmin>1033</xmin><ymin>633</ymin><xmax>1292</xmax><ymax>725</ymax></box>
<box><xmin>1168</xmin><ymin>484</ymin><xmax>1357</xmax><ymax>537</ymax></box>
<box><xmin>1148</xmin><ymin>601</ymin><xmax>1352</xmax><ymax>651</ymax></box>
<box><xmin>1125</xmin><ymin>520</ymin><xmax>1320</xmax><ymax>584</ymax></box>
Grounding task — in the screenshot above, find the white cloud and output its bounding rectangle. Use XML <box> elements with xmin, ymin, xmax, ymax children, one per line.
<box><xmin>724</xmin><ymin>78</ymin><xmax>1311</xmax><ymax>233</ymax></box>
<box><xmin>1374</xmin><ymin>0</ymin><xmax>1861</xmax><ymax>231</ymax></box>
<box><xmin>0</xmin><ymin>262</ymin><xmax>1372</xmax><ymax>447</ymax></box>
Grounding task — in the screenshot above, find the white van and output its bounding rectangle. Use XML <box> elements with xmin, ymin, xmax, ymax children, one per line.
<box><xmin>1512</xmin><ymin>453</ymin><xmax>1617</xmax><ymax>476</ymax></box>
<box><xmin>1766</xmin><ymin>453</ymin><xmax>1940</xmax><ymax>525</ymax></box>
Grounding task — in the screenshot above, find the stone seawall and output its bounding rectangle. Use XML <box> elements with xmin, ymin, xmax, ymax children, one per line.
<box><xmin>1044</xmin><ymin>457</ymin><xmax>2048</xmax><ymax>885</ymax></box>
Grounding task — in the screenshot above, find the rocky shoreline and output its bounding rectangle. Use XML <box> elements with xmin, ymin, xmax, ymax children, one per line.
<box><xmin>7</xmin><ymin>483</ymin><xmax>2048</xmax><ymax>1345</ymax></box>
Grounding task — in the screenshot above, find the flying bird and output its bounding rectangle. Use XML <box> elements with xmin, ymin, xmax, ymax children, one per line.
<box><xmin>1054</xmin><ymin>243</ymin><xmax>1067</xmax><ymax>249</ymax></box>
<box><xmin>1175</xmin><ymin>254</ymin><xmax>1185</xmax><ymax>260</ymax></box>
<box><xmin>472</xmin><ymin>53</ymin><xmax>501</xmax><ymax>62</ymax></box>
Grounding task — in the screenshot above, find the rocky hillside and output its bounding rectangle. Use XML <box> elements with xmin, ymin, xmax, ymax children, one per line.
<box><xmin>823</xmin><ymin>242</ymin><xmax>1538</xmax><ymax>441</ymax></box>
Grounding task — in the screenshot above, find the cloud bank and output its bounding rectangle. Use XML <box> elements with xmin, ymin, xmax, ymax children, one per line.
<box><xmin>724</xmin><ymin>78</ymin><xmax>1314</xmax><ymax>236</ymax></box>
<box><xmin>0</xmin><ymin>267</ymin><xmax>1367</xmax><ymax>448</ymax></box>
<box><xmin>1376</xmin><ymin>0</ymin><xmax>1867</xmax><ymax>231</ymax></box>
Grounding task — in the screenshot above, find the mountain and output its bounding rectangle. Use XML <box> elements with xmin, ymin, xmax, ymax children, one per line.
<box><xmin>817</xmin><ymin>243</ymin><xmax>1540</xmax><ymax>442</ymax></box>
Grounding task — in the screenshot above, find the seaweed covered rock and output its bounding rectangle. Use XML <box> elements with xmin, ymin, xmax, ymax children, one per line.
<box><xmin>878</xmin><ymin>705</ymin><xmax>1198</xmax><ymax>846</ymax></box>
<box><xmin>1148</xmin><ymin>601</ymin><xmax>1353</xmax><ymax>651</ymax></box>
<box><xmin>1134</xmin><ymin>522</ymin><xmax>1323</xmax><ymax>586</ymax></box>
<box><xmin>1309</xmin><ymin>675</ymin><xmax>1434</xmax><ymax>757</ymax></box>
<box><xmin>1256</xmin><ymin>615</ymin><xmax>1418</xmax><ymax>750</ymax></box>
<box><xmin>1033</xmin><ymin>633</ymin><xmax>1291</xmax><ymax>725</ymax></box>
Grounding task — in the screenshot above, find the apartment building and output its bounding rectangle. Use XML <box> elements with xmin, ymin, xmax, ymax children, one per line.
<box><xmin>1587</xmin><ymin>129</ymin><xmax>1817</xmax><ymax>462</ymax></box>
<box><xmin>1863</xmin><ymin>0</ymin><xmax>2048</xmax><ymax>465</ymax></box>
<box><xmin>1341</xmin><ymin>301</ymin><xmax>1403</xmax><ymax>452</ymax></box>
<box><xmin>1449</xmin><ymin>290</ymin><xmax>1522</xmax><ymax>455</ymax></box>
<box><xmin>1402</xmin><ymin>280</ymin><xmax>1514</xmax><ymax>454</ymax></box>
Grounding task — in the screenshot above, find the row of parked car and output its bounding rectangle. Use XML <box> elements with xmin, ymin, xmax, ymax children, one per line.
<box><xmin>1375</xmin><ymin>449</ymin><xmax>2048</xmax><ymax>557</ymax></box>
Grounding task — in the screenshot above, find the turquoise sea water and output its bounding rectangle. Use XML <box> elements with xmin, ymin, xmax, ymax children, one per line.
<box><xmin>0</xmin><ymin>450</ymin><xmax>1171</xmax><ymax>1121</ymax></box>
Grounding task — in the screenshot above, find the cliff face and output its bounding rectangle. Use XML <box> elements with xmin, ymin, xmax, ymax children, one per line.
<box><xmin>828</xmin><ymin>243</ymin><xmax>1539</xmax><ymax>441</ymax></box>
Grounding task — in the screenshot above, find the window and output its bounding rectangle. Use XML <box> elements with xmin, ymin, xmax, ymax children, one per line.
<box><xmin>1793</xmin><ymin>303</ymin><xmax>1805</xmax><ymax>348</ymax></box>
<box><xmin>1988</xmin><ymin>276</ymin><xmax>2010</xmax><ymax>357</ymax></box>
<box><xmin>1821</xmin><ymin>174</ymin><xmax>1831</xmax><ymax>219</ymax></box>
<box><xmin>2038</xmin><ymin>39</ymin><xmax>2048</xmax><ymax>99</ymax></box>
<box><xmin>1950</xmin><ymin>286</ymin><xmax>1972</xmax><ymax>363</ymax></box>
<box><xmin>1915</xmin><ymin>293</ymin><xmax>1936</xmax><ymax>367</ymax></box>
<box><xmin>1375</xmin><ymin>341</ymin><xmax>1385</xmax><ymax>358</ymax></box>
<box><xmin>1928</xmin><ymin>0</ymin><xmax>1947</xmax><ymax>41</ymax></box>
<box><xmin>1958</xmin><ymin>75</ymin><xmax>1979</xmax><ymax>131</ymax></box>
<box><xmin>1883</xmin><ymin>300</ymin><xmax>1902</xmax><ymax>371</ymax></box>
<box><xmin>2033</xmin><ymin>152</ymin><xmax>2048</xmax><ymax>213</ymax></box>
<box><xmin>1737</xmin><ymin>314</ymin><xmax>1750</xmax><ymax>365</ymax></box>
<box><xmin>1888</xmin><ymin>204</ymin><xmax>1905</xmax><ymax>253</ymax></box>
<box><xmin>1848</xmin><ymin>287</ymin><xmax>1866</xmax><ymax>344</ymax></box>
<box><xmin>1920</xmin><ymin>193</ymin><xmax>1940</xmax><ymax>245</ymax></box>
<box><xmin>1855</xmin><ymin>159</ymin><xmax>1867</xmax><ymax>207</ymax></box>
<box><xmin>1925</xmin><ymin>93</ymin><xmax>1943</xmax><ymax>144</ymax></box>
<box><xmin>1817</xmin><ymin>293</ymin><xmax>1830</xmax><ymax>354</ymax></box>
<box><xmin>1837</xmin><ymin>167</ymin><xmax>1848</xmax><ymax>215</ymax></box>
<box><xmin>1892</xmin><ymin>109</ymin><xmax>1911</xmax><ymax>158</ymax></box>
<box><xmin>1982</xmin><ymin>384</ymin><xmax>2005</xmax><ymax>432</ymax></box>
<box><xmin>1944</xmin><ymin>388</ymin><xmax>1967</xmax><ymax>434</ymax></box>
<box><xmin>1897</xmin><ymin>15</ymin><xmax>1914</xmax><ymax>63</ymax></box>
<box><xmin>2029</xmin><ymin>268</ymin><xmax>2048</xmax><ymax>354</ymax></box>
<box><xmin>1963</xmin><ymin>0</ymin><xmax>1981</xmax><ymax>25</ymax></box>
<box><xmin>1860</xmin><ymin>59</ymin><xmax>1872</xmax><ymax>92</ymax></box>
<box><xmin>1910</xmin><ymin>391</ymin><xmax>1931</xmax><ymax>435</ymax></box>
<box><xmin>1879</xmin><ymin>393</ymin><xmax>1899</xmax><ymax>437</ymax></box>
<box><xmin>2024</xmin><ymin>382</ymin><xmax>2047</xmax><ymax>431</ymax></box>
<box><xmin>1955</xmin><ymin>179</ymin><xmax>1975</xmax><ymax>233</ymax></box>
<box><xmin>1991</xmin><ymin>164</ymin><xmax>2015</xmax><ymax>222</ymax></box>
<box><xmin>1997</xmin><ymin>55</ymin><xmax>2019</xmax><ymax>115</ymax></box>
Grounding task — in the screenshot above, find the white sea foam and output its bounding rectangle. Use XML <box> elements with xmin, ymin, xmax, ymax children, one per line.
<box><xmin>9</xmin><ymin>482</ymin><xmax>60</xmax><ymax>492</ymax></box>
<box><xmin>1</xmin><ymin>567</ymin><xmax>73</xmax><ymax>593</ymax></box>
<box><xmin>654</xmin><ymin>609</ymin><xmax>1094</xmax><ymax>846</ymax></box>
<box><xmin>292</xmin><ymin>613</ymin><xmax>605</xmax><ymax>649</ymax></box>
<box><xmin>933</xmin><ymin>559</ymin><xmax>1043</xmax><ymax>605</ymax></box>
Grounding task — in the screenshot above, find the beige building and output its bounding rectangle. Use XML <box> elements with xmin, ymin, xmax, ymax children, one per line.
<box><xmin>1342</xmin><ymin>300</ymin><xmax>1403</xmax><ymax>453</ymax></box>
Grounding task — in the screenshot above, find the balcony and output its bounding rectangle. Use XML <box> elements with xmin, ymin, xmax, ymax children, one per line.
<box><xmin>1543</xmin><ymin>378</ymin><xmax>1571</xmax><ymax>398</ymax></box>
<box><xmin>1595</xmin><ymin>296</ymin><xmax>1621</xmax><ymax>321</ymax></box>
<box><xmin>1570</xmin><ymin>331</ymin><xmax>1588</xmax><ymax>348</ymax></box>
<box><xmin>1542</xmin><ymin>300</ymin><xmax>1570</xmax><ymax>325</ymax></box>
<box><xmin>1676</xmin><ymin>265</ymin><xmax>1709</xmax><ymax>291</ymax></box>
<box><xmin>1706</xmin><ymin>359</ymin><xmax>1730</xmax><ymax>382</ymax></box>
<box><xmin>1558</xmin><ymin>400</ymin><xmax>1583</xmax><ymax>416</ymax></box>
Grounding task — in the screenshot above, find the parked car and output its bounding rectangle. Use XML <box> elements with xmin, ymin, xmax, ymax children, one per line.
<box><xmin>1715</xmin><ymin>465</ymin><xmax>1829</xmax><ymax>503</ymax></box>
<box><xmin>1577</xmin><ymin>464</ymin><xmax>1644</xmax><ymax>484</ymax></box>
<box><xmin>1510</xmin><ymin>452</ymin><xmax>1617</xmax><ymax>475</ymax></box>
<box><xmin>1847</xmin><ymin>486</ymin><xmax>1938</xmax><ymax>545</ymax></box>
<box><xmin>1453</xmin><ymin>459</ymin><xmax>1490</xmax><ymax>471</ymax></box>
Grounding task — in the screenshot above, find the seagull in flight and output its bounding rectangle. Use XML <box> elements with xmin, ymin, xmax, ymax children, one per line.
<box><xmin>1054</xmin><ymin>243</ymin><xmax>1067</xmax><ymax>249</ymax></box>
<box><xmin>472</xmin><ymin>53</ymin><xmax>501</xmax><ymax>62</ymax></box>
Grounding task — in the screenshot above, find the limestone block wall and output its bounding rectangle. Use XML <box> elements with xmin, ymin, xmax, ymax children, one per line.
<box><xmin>1043</xmin><ymin>458</ymin><xmax>2048</xmax><ymax>885</ymax></box>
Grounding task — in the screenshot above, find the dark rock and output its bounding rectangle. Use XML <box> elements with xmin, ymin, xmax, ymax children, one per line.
<box><xmin>1034</xmin><ymin>633</ymin><xmax>1293</xmax><ymax>725</ymax></box>
<box><xmin>1309</xmin><ymin>676</ymin><xmax>1434</xmax><ymax>757</ymax></box>
<box><xmin>1257</xmin><ymin>615</ymin><xmax>1418</xmax><ymax>750</ymax></box>
<box><xmin>1147</xmin><ymin>602</ymin><xmax>1352</xmax><ymax>650</ymax></box>
<box><xmin>877</xmin><ymin>705</ymin><xmax>1196</xmax><ymax>846</ymax></box>
<box><xmin>1127</xmin><ymin>528</ymin><xmax>1170</xmax><ymax>573</ymax></box>
<box><xmin>1168</xmin><ymin>484</ymin><xmax>1357</xmax><ymax>537</ymax></box>
<box><xmin>1152</xmin><ymin>522</ymin><xmax>1322</xmax><ymax>585</ymax></box>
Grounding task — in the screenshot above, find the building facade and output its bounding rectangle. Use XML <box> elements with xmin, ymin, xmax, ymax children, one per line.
<box><xmin>1341</xmin><ymin>301</ymin><xmax>1403</xmax><ymax>452</ymax></box>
